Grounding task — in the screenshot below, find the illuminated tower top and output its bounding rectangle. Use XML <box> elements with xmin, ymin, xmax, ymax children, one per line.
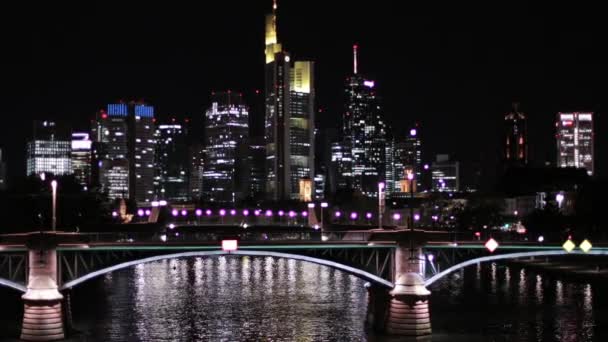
<box><xmin>353</xmin><ymin>44</ymin><xmax>358</xmax><ymax>74</ymax></box>
<box><xmin>265</xmin><ymin>0</ymin><xmax>282</xmax><ymax>63</ymax></box>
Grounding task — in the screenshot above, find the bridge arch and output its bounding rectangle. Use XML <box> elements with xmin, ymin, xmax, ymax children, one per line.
<box><xmin>60</xmin><ymin>250</ymin><xmax>395</xmax><ymax>291</ymax></box>
<box><xmin>425</xmin><ymin>249</ymin><xmax>608</xmax><ymax>287</ymax></box>
<box><xmin>0</xmin><ymin>277</ymin><xmax>26</xmax><ymax>293</ymax></box>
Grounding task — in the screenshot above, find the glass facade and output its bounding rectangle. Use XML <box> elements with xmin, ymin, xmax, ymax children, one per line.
<box><xmin>26</xmin><ymin>121</ymin><xmax>72</xmax><ymax>177</ymax></box>
<box><xmin>249</xmin><ymin>140</ymin><xmax>266</xmax><ymax>200</ymax></box>
<box><xmin>556</xmin><ymin>112</ymin><xmax>594</xmax><ymax>176</ymax></box>
<box><xmin>71</xmin><ymin>132</ymin><xmax>92</xmax><ymax>187</ymax></box>
<box><xmin>203</xmin><ymin>92</ymin><xmax>250</xmax><ymax>203</ymax></box>
<box><xmin>431</xmin><ymin>155</ymin><xmax>459</xmax><ymax>192</ymax></box>
<box><xmin>155</xmin><ymin>124</ymin><xmax>189</xmax><ymax>202</ymax></box>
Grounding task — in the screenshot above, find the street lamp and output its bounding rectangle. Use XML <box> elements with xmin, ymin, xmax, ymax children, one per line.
<box><xmin>51</xmin><ymin>180</ymin><xmax>57</xmax><ymax>231</ymax></box>
<box><xmin>378</xmin><ymin>182</ymin><xmax>385</xmax><ymax>229</ymax></box>
<box><xmin>407</xmin><ymin>172</ymin><xmax>415</xmax><ymax>231</ymax></box>
<box><xmin>556</xmin><ymin>193</ymin><xmax>565</xmax><ymax>209</ymax></box>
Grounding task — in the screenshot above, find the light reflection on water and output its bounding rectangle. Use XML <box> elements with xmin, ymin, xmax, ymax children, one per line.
<box><xmin>1</xmin><ymin>256</ymin><xmax>607</xmax><ymax>341</ymax></box>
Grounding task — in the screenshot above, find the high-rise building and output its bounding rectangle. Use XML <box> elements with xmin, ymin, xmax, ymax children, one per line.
<box><xmin>0</xmin><ymin>148</ymin><xmax>7</xmax><ymax>190</ymax></box>
<box><xmin>431</xmin><ymin>154</ymin><xmax>459</xmax><ymax>192</ymax></box>
<box><xmin>249</xmin><ymin>138</ymin><xmax>266</xmax><ymax>200</ymax></box>
<box><xmin>330</xmin><ymin>141</ymin><xmax>352</xmax><ymax>192</ymax></box>
<box><xmin>155</xmin><ymin>124</ymin><xmax>189</xmax><ymax>202</ymax></box>
<box><xmin>342</xmin><ymin>45</ymin><xmax>387</xmax><ymax>197</ymax></box>
<box><xmin>390</xmin><ymin>127</ymin><xmax>422</xmax><ymax>195</ymax></box>
<box><xmin>92</xmin><ymin>102</ymin><xmax>156</xmax><ymax>203</ymax></box>
<box><xmin>26</xmin><ymin>121</ymin><xmax>72</xmax><ymax>177</ymax></box>
<box><xmin>504</xmin><ymin>103</ymin><xmax>528</xmax><ymax>167</ymax></box>
<box><xmin>264</xmin><ymin>0</ymin><xmax>315</xmax><ymax>201</ymax></box>
<box><xmin>71</xmin><ymin>132</ymin><xmax>92</xmax><ymax>187</ymax></box>
<box><xmin>203</xmin><ymin>92</ymin><xmax>250</xmax><ymax>203</ymax></box>
<box><xmin>556</xmin><ymin>112</ymin><xmax>594</xmax><ymax>176</ymax></box>
<box><xmin>188</xmin><ymin>144</ymin><xmax>205</xmax><ymax>201</ymax></box>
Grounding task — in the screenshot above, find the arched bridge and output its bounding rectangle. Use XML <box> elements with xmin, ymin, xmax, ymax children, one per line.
<box><xmin>1</xmin><ymin>230</ymin><xmax>607</xmax><ymax>341</ymax></box>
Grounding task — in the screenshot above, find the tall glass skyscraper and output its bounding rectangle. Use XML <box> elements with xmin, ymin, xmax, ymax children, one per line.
<box><xmin>556</xmin><ymin>112</ymin><xmax>594</xmax><ymax>176</ymax></box>
<box><xmin>342</xmin><ymin>45</ymin><xmax>386</xmax><ymax>197</ymax></box>
<box><xmin>26</xmin><ymin>121</ymin><xmax>72</xmax><ymax>177</ymax></box>
<box><xmin>92</xmin><ymin>102</ymin><xmax>156</xmax><ymax>203</ymax></box>
<box><xmin>203</xmin><ymin>92</ymin><xmax>250</xmax><ymax>203</ymax></box>
<box><xmin>71</xmin><ymin>132</ymin><xmax>92</xmax><ymax>187</ymax></box>
<box><xmin>389</xmin><ymin>127</ymin><xmax>422</xmax><ymax>195</ymax></box>
<box><xmin>264</xmin><ymin>0</ymin><xmax>315</xmax><ymax>201</ymax></box>
<box><xmin>504</xmin><ymin>103</ymin><xmax>528</xmax><ymax>168</ymax></box>
<box><xmin>155</xmin><ymin>124</ymin><xmax>189</xmax><ymax>202</ymax></box>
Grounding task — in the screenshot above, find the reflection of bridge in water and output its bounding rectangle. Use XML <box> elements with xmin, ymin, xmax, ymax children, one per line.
<box><xmin>1</xmin><ymin>230</ymin><xmax>607</xmax><ymax>341</ymax></box>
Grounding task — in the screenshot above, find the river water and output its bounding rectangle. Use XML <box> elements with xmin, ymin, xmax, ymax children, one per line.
<box><xmin>1</xmin><ymin>256</ymin><xmax>607</xmax><ymax>341</ymax></box>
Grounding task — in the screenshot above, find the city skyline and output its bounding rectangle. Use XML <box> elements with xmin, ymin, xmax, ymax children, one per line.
<box><xmin>0</xmin><ymin>1</ymin><xmax>606</xmax><ymax>182</ymax></box>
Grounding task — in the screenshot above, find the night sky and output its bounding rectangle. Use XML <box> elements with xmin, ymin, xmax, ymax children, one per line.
<box><xmin>1</xmin><ymin>1</ymin><xmax>606</xmax><ymax>185</ymax></box>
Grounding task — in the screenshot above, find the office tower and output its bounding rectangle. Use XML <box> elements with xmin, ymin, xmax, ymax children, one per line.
<box><xmin>92</xmin><ymin>102</ymin><xmax>156</xmax><ymax>203</ymax></box>
<box><xmin>391</xmin><ymin>127</ymin><xmax>422</xmax><ymax>194</ymax></box>
<box><xmin>249</xmin><ymin>137</ymin><xmax>266</xmax><ymax>200</ymax></box>
<box><xmin>289</xmin><ymin>61</ymin><xmax>315</xmax><ymax>199</ymax></box>
<box><xmin>343</xmin><ymin>45</ymin><xmax>387</xmax><ymax>197</ymax></box>
<box><xmin>556</xmin><ymin>112</ymin><xmax>594</xmax><ymax>176</ymax></box>
<box><xmin>129</xmin><ymin>103</ymin><xmax>156</xmax><ymax>204</ymax></box>
<box><xmin>331</xmin><ymin>141</ymin><xmax>352</xmax><ymax>192</ymax></box>
<box><xmin>203</xmin><ymin>91</ymin><xmax>250</xmax><ymax>203</ymax></box>
<box><xmin>155</xmin><ymin>123</ymin><xmax>189</xmax><ymax>202</ymax></box>
<box><xmin>431</xmin><ymin>154</ymin><xmax>459</xmax><ymax>192</ymax></box>
<box><xmin>71</xmin><ymin>132</ymin><xmax>92</xmax><ymax>187</ymax></box>
<box><xmin>0</xmin><ymin>148</ymin><xmax>6</xmax><ymax>190</ymax></box>
<box><xmin>92</xmin><ymin>108</ymin><xmax>129</xmax><ymax>200</ymax></box>
<box><xmin>504</xmin><ymin>102</ymin><xmax>528</xmax><ymax>167</ymax></box>
<box><xmin>314</xmin><ymin>168</ymin><xmax>326</xmax><ymax>200</ymax></box>
<box><xmin>264</xmin><ymin>0</ymin><xmax>315</xmax><ymax>201</ymax></box>
<box><xmin>26</xmin><ymin>121</ymin><xmax>72</xmax><ymax>177</ymax></box>
<box><xmin>188</xmin><ymin>144</ymin><xmax>204</xmax><ymax>201</ymax></box>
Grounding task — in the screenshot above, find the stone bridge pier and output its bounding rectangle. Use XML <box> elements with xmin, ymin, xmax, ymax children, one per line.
<box><xmin>18</xmin><ymin>233</ymin><xmax>72</xmax><ymax>341</ymax></box>
<box><xmin>367</xmin><ymin>231</ymin><xmax>432</xmax><ymax>340</ymax></box>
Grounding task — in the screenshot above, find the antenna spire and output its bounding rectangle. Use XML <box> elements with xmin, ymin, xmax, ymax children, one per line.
<box><xmin>353</xmin><ymin>44</ymin><xmax>358</xmax><ymax>74</ymax></box>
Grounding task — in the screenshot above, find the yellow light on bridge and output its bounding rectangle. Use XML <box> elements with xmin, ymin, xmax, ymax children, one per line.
<box><xmin>579</xmin><ymin>239</ymin><xmax>592</xmax><ymax>253</ymax></box>
<box><xmin>562</xmin><ymin>239</ymin><xmax>576</xmax><ymax>253</ymax></box>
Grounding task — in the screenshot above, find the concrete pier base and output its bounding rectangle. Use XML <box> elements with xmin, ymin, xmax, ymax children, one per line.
<box><xmin>20</xmin><ymin>247</ymin><xmax>65</xmax><ymax>341</ymax></box>
<box><xmin>21</xmin><ymin>301</ymin><xmax>65</xmax><ymax>341</ymax></box>
<box><xmin>385</xmin><ymin>273</ymin><xmax>431</xmax><ymax>339</ymax></box>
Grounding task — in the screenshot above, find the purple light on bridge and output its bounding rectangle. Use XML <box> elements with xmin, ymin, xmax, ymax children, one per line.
<box><xmin>206</xmin><ymin>209</ymin><xmax>212</xmax><ymax>216</ymax></box>
<box><xmin>181</xmin><ymin>209</ymin><xmax>187</xmax><ymax>216</ymax></box>
<box><xmin>393</xmin><ymin>213</ymin><xmax>401</xmax><ymax>221</ymax></box>
<box><xmin>278</xmin><ymin>210</ymin><xmax>285</xmax><ymax>216</ymax></box>
<box><xmin>172</xmin><ymin>209</ymin><xmax>179</xmax><ymax>217</ymax></box>
<box><xmin>243</xmin><ymin>209</ymin><xmax>250</xmax><ymax>216</ymax></box>
<box><xmin>145</xmin><ymin>209</ymin><xmax>151</xmax><ymax>216</ymax></box>
<box><xmin>288</xmin><ymin>211</ymin><xmax>296</xmax><ymax>218</ymax></box>
<box><xmin>112</xmin><ymin>211</ymin><xmax>118</xmax><ymax>218</ymax></box>
<box><xmin>301</xmin><ymin>211</ymin><xmax>308</xmax><ymax>217</ymax></box>
<box><xmin>366</xmin><ymin>212</ymin><xmax>373</xmax><ymax>219</ymax></box>
<box><xmin>137</xmin><ymin>209</ymin><xmax>144</xmax><ymax>217</ymax></box>
<box><xmin>414</xmin><ymin>213</ymin><xmax>420</xmax><ymax>221</ymax></box>
<box><xmin>219</xmin><ymin>209</ymin><xmax>226</xmax><ymax>216</ymax></box>
<box><xmin>195</xmin><ymin>209</ymin><xmax>203</xmax><ymax>217</ymax></box>
<box><xmin>350</xmin><ymin>212</ymin><xmax>358</xmax><ymax>220</ymax></box>
<box><xmin>254</xmin><ymin>210</ymin><xmax>261</xmax><ymax>216</ymax></box>
<box><xmin>265</xmin><ymin>210</ymin><xmax>273</xmax><ymax>217</ymax></box>
<box><xmin>335</xmin><ymin>211</ymin><xmax>341</xmax><ymax>218</ymax></box>
<box><xmin>230</xmin><ymin>209</ymin><xmax>237</xmax><ymax>216</ymax></box>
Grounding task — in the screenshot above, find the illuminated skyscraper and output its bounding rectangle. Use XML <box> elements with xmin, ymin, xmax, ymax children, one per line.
<box><xmin>71</xmin><ymin>132</ymin><xmax>92</xmax><ymax>187</ymax></box>
<box><xmin>390</xmin><ymin>127</ymin><xmax>422</xmax><ymax>195</ymax></box>
<box><xmin>26</xmin><ymin>121</ymin><xmax>72</xmax><ymax>177</ymax></box>
<box><xmin>342</xmin><ymin>45</ymin><xmax>386</xmax><ymax>197</ymax></box>
<box><xmin>556</xmin><ymin>112</ymin><xmax>594</xmax><ymax>176</ymax></box>
<box><xmin>155</xmin><ymin>124</ymin><xmax>189</xmax><ymax>202</ymax></box>
<box><xmin>92</xmin><ymin>102</ymin><xmax>156</xmax><ymax>203</ymax></box>
<box><xmin>504</xmin><ymin>103</ymin><xmax>527</xmax><ymax>167</ymax></box>
<box><xmin>203</xmin><ymin>92</ymin><xmax>250</xmax><ymax>203</ymax></box>
<box><xmin>264</xmin><ymin>0</ymin><xmax>315</xmax><ymax>201</ymax></box>
<box><xmin>249</xmin><ymin>138</ymin><xmax>266</xmax><ymax>200</ymax></box>
<box><xmin>431</xmin><ymin>154</ymin><xmax>459</xmax><ymax>192</ymax></box>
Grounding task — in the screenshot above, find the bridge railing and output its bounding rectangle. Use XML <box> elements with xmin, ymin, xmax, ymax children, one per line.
<box><xmin>76</xmin><ymin>231</ymin><xmax>374</xmax><ymax>244</ymax></box>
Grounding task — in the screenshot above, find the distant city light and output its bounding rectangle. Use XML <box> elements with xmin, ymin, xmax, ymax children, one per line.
<box><xmin>321</xmin><ymin>202</ymin><xmax>329</xmax><ymax>208</ymax></box>
<box><xmin>350</xmin><ymin>212</ymin><xmax>358</xmax><ymax>220</ymax></box>
<box><xmin>222</xmin><ymin>239</ymin><xmax>238</xmax><ymax>252</ymax></box>
<box><xmin>243</xmin><ymin>209</ymin><xmax>250</xmax><ymax>216</ymax></box>
<box><xmin>335</xmin><ymin>211</ymin><xmax>341</xmax><ymax>218</ymax></box>
<box><xmin>410</xmin><ymin>128</ymin><xmax>417</xmax><ymax>136</ymax></box>
<box><xmin>366</xmin><ymin>212</ymin><xmax>372</xmax><ymax>219</ymax></box>
<box><xmin>181</xmin><ymin>209</ymin><xmax>187</xmax><ymax>216</ymax></box>
<box><xmin>172</xmin><ymin>209</ymin><xmax>178</xmax><ymax>217</ymax></box>
<box><xmin>392</xmin><ymin>213</ymin><xmax>401</xmax><ymax>221</ymax></box>
<box><xmin>195</xmin><ymin>209</ymin><xmax>203</xmax><ymax>216</ymax></box>
<box><xmin>363</xmin><ymin>80</ymin><xmax>375</xmax><ymax>88</ymax></box>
